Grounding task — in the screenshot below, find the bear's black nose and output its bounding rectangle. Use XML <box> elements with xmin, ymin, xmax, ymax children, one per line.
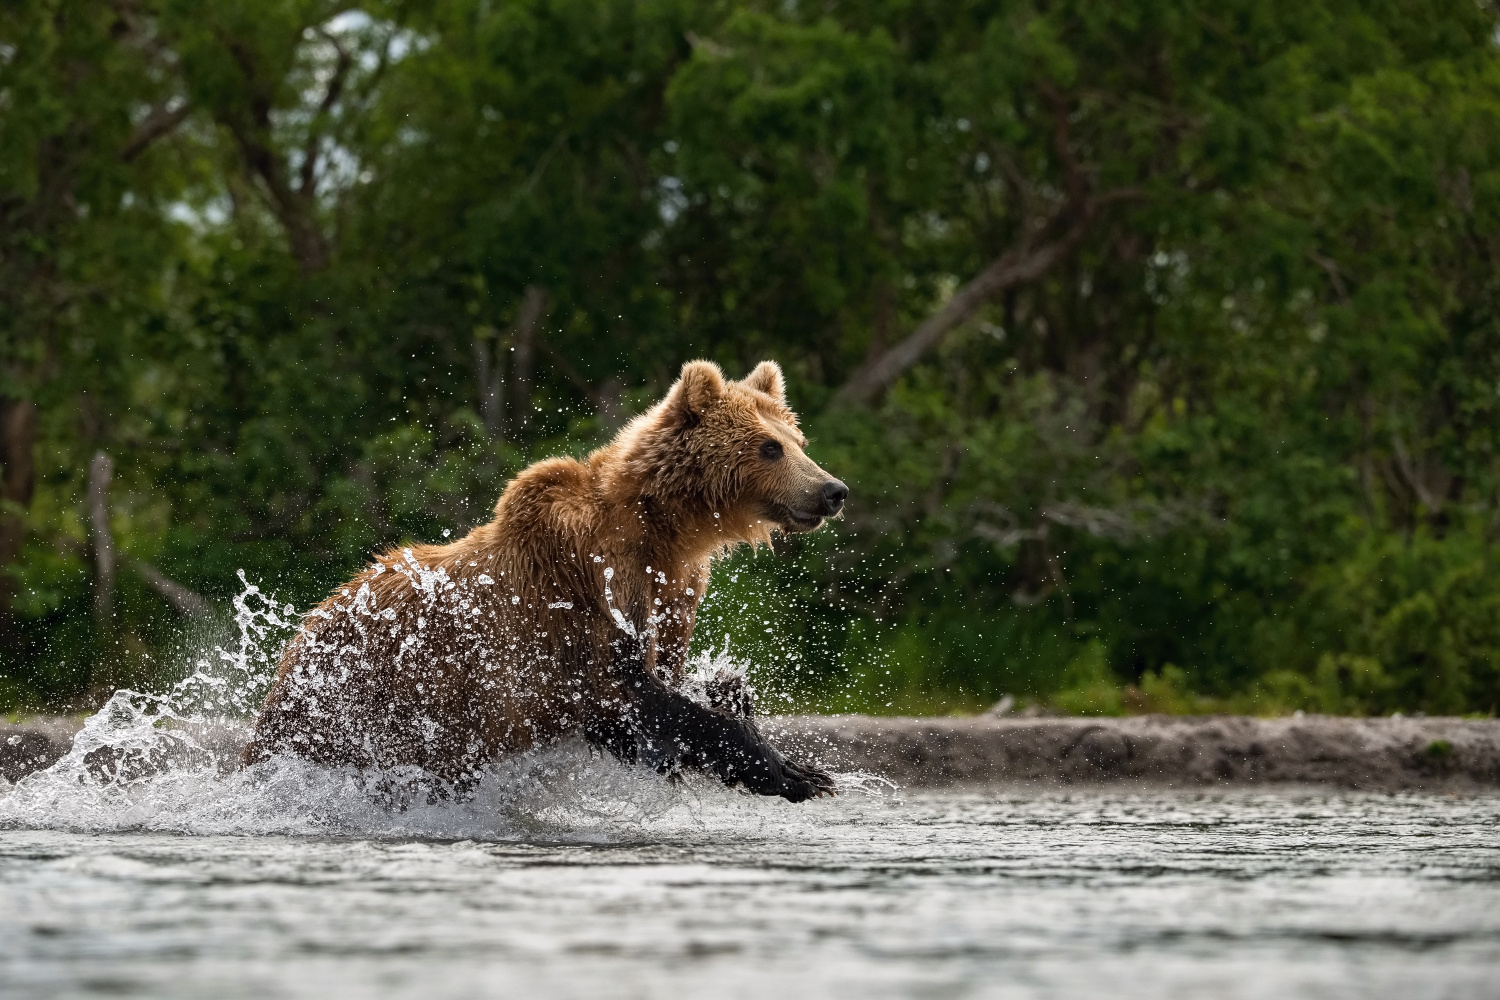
<box><xmin>821</xmin><ymin>479</ymin><xmax>849</xmax><ymax>514</ymax></box>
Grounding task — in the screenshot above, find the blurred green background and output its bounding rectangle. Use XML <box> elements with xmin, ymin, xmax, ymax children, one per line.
<box><xmin>3</xmin><ymin>0</ymin><xmax>1499</xmax><ymax>717</ymax></box>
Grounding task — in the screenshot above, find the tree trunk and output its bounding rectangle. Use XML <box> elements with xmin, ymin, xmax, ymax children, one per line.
<box><xmin>472</xmin><ymin>329</ymin><xmax>506</xmax><ymax>439</ymax></box>
<box><xmin>0</xmin><ymin>398</ymin><xmax>38</xmax><ymax>613</ymax></box>
<box><xmin>87</xmin><ymin>452</ymin><xmax>115</xmax><ymax>629</ymax></box>
<box><xmin>509</xmin><ymin>285</ymin><xmax>548</xmax><ymax>433</ymax></box>
<box><xmin>219</xmin><ymin>32</ymin><xmax>338</xmax><ymax>276</ymax></box>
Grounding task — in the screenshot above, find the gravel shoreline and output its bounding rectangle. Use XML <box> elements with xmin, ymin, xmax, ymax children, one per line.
<box><xmin>4</xmin><ymin>714</ymin><xmax>1497</xmax><ymax>792</ymax></box>
<box><xmin>765</xmin><ymin>714</ymin><xmax>1500</xmax><ymax>791</ymax></box>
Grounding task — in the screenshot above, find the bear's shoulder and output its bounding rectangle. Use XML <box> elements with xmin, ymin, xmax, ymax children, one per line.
<box><xmin>498</xmin><ymin>455</ymin><xmax>599</xmax><ymax>535</ymax></box>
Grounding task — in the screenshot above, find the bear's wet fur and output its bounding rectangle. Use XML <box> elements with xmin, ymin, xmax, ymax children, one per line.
<box><xmin>244</xmin><ymin>360</ymin><xmax>845</xmax><ymax>801</ymax></box>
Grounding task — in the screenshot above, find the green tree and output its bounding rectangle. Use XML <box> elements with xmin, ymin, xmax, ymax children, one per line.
<box><xmin>3</xmin><ymin>0</ymin><xmax>1498</xmax><ymax>718</ymax></box>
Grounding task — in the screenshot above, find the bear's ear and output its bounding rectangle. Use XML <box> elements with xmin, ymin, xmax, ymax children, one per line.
<box><xmin>741</xmin><ymin>360</ymin><xmax>786</xmax><ymax>401</ymax></box>
<box><xmin>665</xmin><ymin>360</ymin><xmax>726</xmax><ymax>426</ymax></box>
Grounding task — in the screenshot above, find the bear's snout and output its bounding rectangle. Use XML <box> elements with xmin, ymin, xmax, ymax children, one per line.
<box><xmin>820</xmin><ymin>479</ymin><xmax>849</xmax><ymax>515</ymax></box>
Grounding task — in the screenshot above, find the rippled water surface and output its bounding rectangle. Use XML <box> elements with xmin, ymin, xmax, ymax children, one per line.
<box><xmin>4</xmin><ymin>780</ymin><xmax>1499</xmax><ymax>1000</ymax></box>
<box><xmin>3</xmin><ymin>588</ymin><xmax>1497</xmax><ymax>998</ymax></box>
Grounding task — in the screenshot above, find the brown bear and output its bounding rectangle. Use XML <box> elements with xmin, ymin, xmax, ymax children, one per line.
<box><xmin>243</xmin><ymin>360</ymin><xmax>845</xmax><ymax>801</ymax></box>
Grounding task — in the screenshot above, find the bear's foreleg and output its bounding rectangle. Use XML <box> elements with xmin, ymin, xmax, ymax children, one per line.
<box><xmin>586</xmin><ymin>633</ymin><xmax>834</xmax><ymax>802</ymax></box>
<box><xmin>702</xmin><ymin>670</ymin><xmax>755</xmax><ymax>718</ymax></box>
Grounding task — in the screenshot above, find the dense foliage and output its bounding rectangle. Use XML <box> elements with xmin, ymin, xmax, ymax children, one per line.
<box><xmin>3</xmin><ymin>0</ymin><xmax>1499</xmax><ymax>716</ymax></box>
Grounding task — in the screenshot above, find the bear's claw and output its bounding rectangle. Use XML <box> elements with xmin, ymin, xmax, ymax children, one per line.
<box><xmin>775</xmin><ymin>756</ymin><xmax>837</xmax><ymax>801</ymax></box>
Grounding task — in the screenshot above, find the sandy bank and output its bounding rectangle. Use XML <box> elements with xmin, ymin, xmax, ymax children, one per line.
<box><xmin>4</xmin><ymin>714</ymin><xmax>1497</xmax><ymax>792</ymax></box>
<box><xmin>764</xmin><ymin>714</ymin><xmax>1500</xmax><ymax>791</ymax></box>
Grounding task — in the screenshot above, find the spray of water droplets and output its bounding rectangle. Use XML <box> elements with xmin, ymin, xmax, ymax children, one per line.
<box><xmin>0</xmin><ymin>570</ymin><xmax>896</xmax><ymax>840</ymax></box>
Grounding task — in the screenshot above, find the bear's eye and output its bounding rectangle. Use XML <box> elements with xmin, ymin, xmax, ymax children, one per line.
<box><xmin>759</xmin><ymin>439</ymin><xmax>784</xmax><ymax>461</ymax></box>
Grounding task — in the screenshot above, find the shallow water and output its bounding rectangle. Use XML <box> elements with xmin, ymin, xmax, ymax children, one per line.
<box><xmin>4</xmin><ymin>778</ymin><xmax>1499</xmax><ymax>1000</ymax></box>
<box><xmin>5</xmin><ymin>587</ymin><xmax>1498</xmax><ymax>998</ymax></box>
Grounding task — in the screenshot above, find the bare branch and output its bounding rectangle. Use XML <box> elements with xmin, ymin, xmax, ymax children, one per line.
<box><xmin>972</xmin><ymin>497</ymin><xmax>1207</xmax><ymax>552</ymax></box>
<box><xmin>834</xmin><ymin>83</ymin><xmax>1141</xmax><ymax>406</ymax></box>
<box><xmin>973</xmin><ymin>521</ymin><xmax>1047</xmax><ymax>548</ymax></box>
<box><xmin>108</xmin><ymin>0</ymin><xmax>175</xmax><ymax>64</ymax></box>
<box><xmin>131</xmin><ymin>560</ymin><xmax>212</xmax><ymax>618</ymax></box>
<box><xmin>490</xmin><ymin>131</ymin><xmax>570</xmax><ymax>227</ymax></box>
<box><xmin>684</xmin><ymin>31</ymin><xmax>732</xmax><ymax>57</ymax></box>
<box><xmin>834</xmin><ymin>215</ymin><xmax>1090</xmax><ymax>406</ymax></box>
<box><xmin>1308</xmin><ymin>250</ymin><xmax>1350</xmax><ymax>304</ymax></box>
<box><xmin>535</xmin><ymin>339</ymin><xmax>594</xmax><ymax>398</ymax></box>
<box><xmin>530</xmin><ymin>341</ymin><xmax>632</xmax><ymax>432</ymax></box>
<box><xmin>121</xmin><ymin>102</ymin><xmax>191</xmax><ymax>162</ymax></box>
<box><xmin>834</xmin><ymin>186</ymin><xmax>1139</xmax><ymax>406</ymax></box>
<box><xmin>1390</xmin><ymin>432</ymin><xmax>1444</xmax><ymax>513</ymax></box>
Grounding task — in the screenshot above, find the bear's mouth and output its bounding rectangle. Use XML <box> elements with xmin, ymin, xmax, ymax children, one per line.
<box><xmin>764</xmin><ymin>503</ymin><xmax>825</xmax><ymax>533</ymax></box>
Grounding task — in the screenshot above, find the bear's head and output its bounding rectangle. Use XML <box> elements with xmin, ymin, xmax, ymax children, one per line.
<box><xmin>623</xmin><ymin>359</ymin><xmax>848</xmax><ymax>544</ymax></box>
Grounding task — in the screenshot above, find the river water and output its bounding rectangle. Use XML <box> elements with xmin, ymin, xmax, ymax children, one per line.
<box><xmin>3</xmin><ymin>761</ymin><xmax>1499</xmax><ymax>1000</ymax></box>
<box><xmin>4</xmin><ymin>586</ymin><xmax>1498</xmax><ymax>998</ymax></box>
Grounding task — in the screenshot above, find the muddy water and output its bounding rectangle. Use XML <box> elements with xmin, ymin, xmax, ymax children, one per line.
<box><xmin>3</xmin><ymin>779</ymin><xmax>1498</xmax><ymax>1000</ymax></box>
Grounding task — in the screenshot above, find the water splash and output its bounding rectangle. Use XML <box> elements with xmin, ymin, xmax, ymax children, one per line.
<box><xmin>0</xmin><ymin>571</ymin><xmax>893</xmax><ymax>840</ymax></box>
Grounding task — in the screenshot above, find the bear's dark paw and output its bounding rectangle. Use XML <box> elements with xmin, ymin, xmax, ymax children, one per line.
<box><xmin>703</xmin><ymin>669</ymin><xmax>755</xmax><ymax>718</ymax></box>
<box><xmin>774</xmin><ymin>756</ymin><xmax>837</xmax><ymax>802</ymax></box>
